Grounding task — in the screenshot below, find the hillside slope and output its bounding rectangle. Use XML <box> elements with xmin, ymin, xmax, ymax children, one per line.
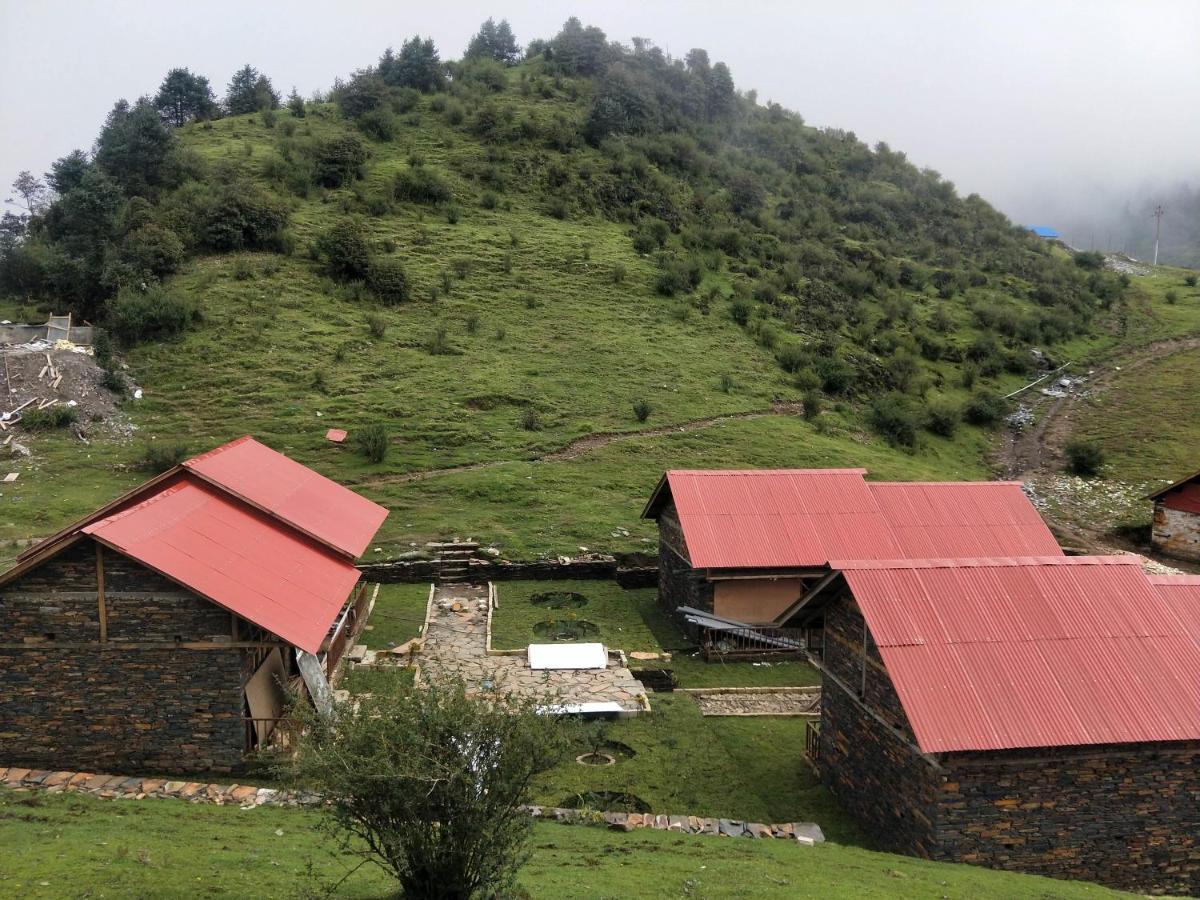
<box><xmin>0</xmin><ymin>22</ymin><xmax>1190</xmax><ymax>559</ymax></box>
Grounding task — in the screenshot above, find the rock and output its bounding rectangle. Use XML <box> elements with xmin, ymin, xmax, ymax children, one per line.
<box><xmin>4</xmin><ymin>768</ymin><xmax>30</xmax><ymax>784</ymax></box>
<box><xmin>718</xmin><ymin>818</ymin><xmax>742</xmax><ymax>837</ymax></box>
<box><xmin>793</xmin><ymin>823</ymin><xmax>825</xmax><ymax>844</ymax></box>
<box><xmin>654</xmin><ymin>814</ymin><xmax>670</xmax><ymax>830</ymax></box>
<box><xmin>161</xmin><ymin>780</ymin><xmax>187</xmax><ymax>795</ymax></box>
<box><xmin>747</xmin><ymin>822</ymin><xmax>773</xmax><ymax>838</ymax></box>
<box><xmin>230</xmin><ymin>785</ymin><xmax>258</xmax><ymax>802</ymax></box>
<box><xmin>668</xmin><ymin>815</ymin><xmax>687</xmax><ymax>832</ymax></box>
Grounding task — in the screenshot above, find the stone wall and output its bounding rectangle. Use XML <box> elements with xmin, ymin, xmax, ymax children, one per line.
<box><xmin>937</xmin><ymin>743</ymin><xmax>1200</xmax><ymax>895</ymax></box>
<box><xmin>357</xmin><ymin>557</ymin><xmax>656</xmax><ymax>585</ymax></box>
<box><xmin>0</xmin><ymin>537</ymin><xmax>251</xmax><ymax>774</ymax></box>
<box><xmin>818</xmin><ymin>593</ymin><xmax>938</xmax><ymax>856</ymax></box>
<box><xmin>1151</xmin><ymin>502</ymin><xmax>1200</xmax><ymax>563</ymax></box>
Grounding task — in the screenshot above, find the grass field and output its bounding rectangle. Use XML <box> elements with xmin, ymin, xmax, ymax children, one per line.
<box><xmin>0</xmin><ymin>789</ymin><xmax>1133</xmax><ymax>899</ymax></box>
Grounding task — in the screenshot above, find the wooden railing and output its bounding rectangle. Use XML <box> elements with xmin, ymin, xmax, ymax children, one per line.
<box><xmin>698</xmin><ymin>624</ymin><xmax>808</xmax><ymax>659</ymax></box>
<box><xmin>805</xmin><ymin>720</ymin><xmax>821</xmax><ymax>764</ymax></box>
<box><xmin>323</xmin><ymin>583</ymin><xmax>371</xmax><ymax>678</ymax></box>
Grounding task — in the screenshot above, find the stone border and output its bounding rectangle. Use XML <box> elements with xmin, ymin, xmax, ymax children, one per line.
<box><xmin>675</xmin><ymin>685</ymin><xmax>822</xmax><ymax>695</ymax></box>
<box><xmin>357</xmin><ymin>558</ymin><xmax>657</xmax><ymax>587</ymax></box>
<box><xmin>0</xmin><ymin>767</ymin><xmax>823</xmax><ymax>844</ymax></box>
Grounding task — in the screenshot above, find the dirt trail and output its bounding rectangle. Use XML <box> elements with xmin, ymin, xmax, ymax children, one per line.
<box><xmin>997</xmin><ymin>335</ymin><xmax>1200</xmax><ymax>556</ymax></box>
<box><xmin>358</xmin><ymin>402</ymin><xmax>803</xmax><ymax>487</ymax></box>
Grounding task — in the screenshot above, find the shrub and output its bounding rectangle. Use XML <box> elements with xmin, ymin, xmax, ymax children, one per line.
<box><xmin>776</xmin><ymin>343</ymin><xmax>810</xmax><ymax>374</ymax></box>
<box><xmin>445</xmin><ymin>204</ymin><xmax>460</xmax><ymax>224</ymax></box>
<box><xmin>314</xmin><ymin>134</ymin><xmax>369</xmax><ymax>187</ymax></box>
<box><xmin>357</xmin><ymin>423</ymin><xmax>389</xmax><ymax>463</ymax></box>
<box><xmin>316</xmin><ymin>220</ymin><xmax>371</xmax><ymax>281</ymax></box>
<box><xmin>1065</xmin><ymin>439</ymin><xmax>1105</xmax><ymax>477</ymax></box>
<box><xmin>1185</xmin><ymin>274</ymin><xmax>1198</xmax><ymax>288</ymax></box>
<box><xmin>136</xmin><ymin>441</ymin><xmax>189</xmax><ymax>472</ymax></box>
<box><xmin>719</xmin><ymin>373</ymin><xmax>734</xmax><ymax>393</ymax></box>
<box><xmin>366</xmin><ymin>312</ymin><xmax>388</xmax><ymax>338</ymax></box>
<box><xmin>92</xmin><ymin>329</ymin><xmax>114</xmax><ymax>369</ymax></box>
<box><xmin>610</xmin><ymin>263</ymin><xmax>626</xmax><ymax>284</ymax></box>
<box><xmin>424</xmin><ymin>324</ymin><xmax>452</xmax><ymax>355</ymax></box>
<box><xmin>198</xmin><ymin>182</ymin><xmax>290</xmax><ymax>251</ymax></box>
<box><xmin>817</xmin><ymin>357</ymin><xmax>856</xmax><ymax>395</ymax></box>
<box><xmin>729</xmin><ymin>298</ymin><xmax>752</xmax><ymax>326</ymax></box>
<box><xmin>106</xmin><ymin>286</ymin><xmax>197</xmax><ymax>345</ymax></box>
<box><xmin>802</xmin><ymin>390</ymin><xmax>822</xmax><ymax>421</ymax></box>
<box><xmin>1165</xmin><ymin>290</ymin><xmax>1179</xmax><ymax>304</ymax></box>
<box><xmin>926</xmin><ymin>399</ymin><xmax>962</xmax><ymax>437</ymax></box>
<box><xmin>356</xmin><ymin>108</ymin><xmax>397</xmax><ymax>141</ymax></box>
<box><xmin>869</xmin><ymin>392</ymin><xmax>926</xmax><ymax>448</ymax></box>
<box><xmin>21</xmin><ymin>405</ymin><xmax>78</xmax><ymax>431</ymax></box>
<box><xmin>465</xmin><ymin>313</ymin><xmax>480</xmax><ymax>334</ymax></box>
<box><xmin>519</xmin><ymin>407</ymin><xmax>541</xmax><ymax>431</ymax></box>
<box><xmin>366</xmin><ymin>258</ymin><xmax>410</xmax><ymax>304</ymax></box>
<box><xmin>480</xmin><ymin>190</ymin><xmax>499</xmax><ymax>210</ymax></box>
<box><xmin>101</xmin><ymin>369</ymin><xmax>127</xmax><ymax>395</ymax></box>
<box><xmin>394</xmin><ymin>166</ymin><xmax>452</xmax><ymax>204</ymax></box>
<box><xmin>632</xmin><ymin>399</ymin><xmax>652</xmax><ymax>422</ymax></box>
<box><xmin>963</xmin><ymin>389</ymin><xmax>1008</xmax><ymax>426</ymax></box>
<box><xmin>546</xmin><ymin>197</ymin><xmax>568</xmax><ymax>220</ymax></box>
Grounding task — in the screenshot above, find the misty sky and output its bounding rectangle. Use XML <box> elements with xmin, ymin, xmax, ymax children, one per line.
<box><xmin>2</xmin><ymin>0</ymin><xmax>1197</xmax><ymax>233</ymax></box>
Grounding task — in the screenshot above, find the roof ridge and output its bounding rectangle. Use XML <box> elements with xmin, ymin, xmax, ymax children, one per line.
<box><xmin>832</xmin><ymin>555</ymin><xmax>1136</xmax><ymax>570</ymax></box>
<box><xmin>181</xmin><ymin>434</ymin><xmax>255</xmax><ymax>468</ymax></box>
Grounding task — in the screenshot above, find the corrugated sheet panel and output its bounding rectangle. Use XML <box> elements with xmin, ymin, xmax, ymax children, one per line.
<box><xmin>661</xmin><ymin>471</ymin><xmax>1060</xmax><ymax>570</ymax></box>
<box><xmin>184</xmin><ymin>435</ymin><xmax>388</xmax><ymax>558</ymax></box>
<box><xmin>840</xmin><ymin>557</ymin><xmax>1200</xmax><ymax>752</ymax></box>
<box><xmin>1162</xmin><ymin>482</ymin><xmax>1200</xmax><ymax>514</ymax></box>
<box><xmin>1150</xmin><ymin>575</ymin><xmax>1200</xmax><ymax>646</ymax></box>
<box><xmin>84</xmin><ymin>481</ymin><xmax>361</xmax><ymax>654</ymax></box>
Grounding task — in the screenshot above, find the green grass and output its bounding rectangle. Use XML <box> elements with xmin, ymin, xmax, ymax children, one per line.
<box><xmin>359</xmin><ymin>582</ymin><xmax>430</xmax><ymax>649</ymax></box>
<box><xmin>0</xmin><ymin>789</ymin><xmax>1133</xmax><ymax>899</ymax></box>
<box><xmin>533</xmin><ymin>694</ymin><xmax>848</xmax><ymax>834</ymax></box>
<box><xmin>488</xmin><ymin>579</ymin><xmax>823</xmax><ymax>687</ymax></box>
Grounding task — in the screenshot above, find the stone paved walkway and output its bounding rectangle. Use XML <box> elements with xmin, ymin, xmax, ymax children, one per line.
<box><xmin>690</xmin><ymin>688</ymin><xmax>821</xmax><ymax>717</ymax></box>
<box><xmin>418</xmin><ymin>583</ymin><xmax>649</xmax><ymax>714</ymax></box>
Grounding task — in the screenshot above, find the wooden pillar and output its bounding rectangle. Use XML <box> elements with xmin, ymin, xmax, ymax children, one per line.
<box><xmin>95</xmin><ymin>542</ymin><xmax>108</xmax><ymax>643</ymax></box>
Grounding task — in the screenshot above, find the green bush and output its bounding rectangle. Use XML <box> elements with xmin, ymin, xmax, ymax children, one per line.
<box><xmin>106</xmin><ymin>286</ymin><xmax>197</xmax><ymax>345</ymax></box>
<box><xmin>632</xmin><ymin>399</ymin><xmax>652</xmax><ymax>422</ymax></box>
<box><xmin>519</xmin><ymin>407</ymin><xmax>541</xmax><ymax>431</ymax></box>
<box><xmin>21</xmin><ymin>405</ymin><xmax>78</xmax><ymax>431</ymax></box>
<box><xmin>314</xmin><ymin>134</ymin><xmax>369</xmax><ymax>188</ymax></box>
<box><xmin>1165</xmin><ymin>290</ymin><xmax>1179</xmax><ymax>305</ymax></box>
<box><xmin>92</xmin><ymin>329</ymin><xmax>114</xmax><ymax>369</ymax></box>
<box><xmin>801</xmin><ymin>390</ymin><xmax>822</xmax><ymax>421</ymax></box>
<box><xmin>198</xmin><ymin>182</ymin><xmax>290</xmax><ymax>251</ymax></box>
<box><xmin>357</xmin><ymin>109</ymin><xmax>397</xmax><ymax>141</ymax></box>
<box><xmin>1185</xmin><ymin>274</ymin><xmax>1197</xmax><ymax>288</ymax></box>
<box><xmin>729</xmin><ymin>298</ymin><xmax>752</xmax><ymax>326</ymax></box>
<box><xmin>1065</xmin><ymin>439</ymin><xmax>1105</xmax><ymax>477</ymax></box>
<box><xmin>926</xmin><ymin>399</ymin><xmax>961</xmax><ymax>437</ymax></box>
<box><xmin>136</xmin><ymin>441</ymin><xmax>189</xmax><ymax>472</ymax></box>
<box><xmin>366</xmin><ymin>258</ymin><xmax>410</xmax><ymax>304</ymax></box>
<box><xmin>357</xmin><ymin>423</ymin><xmax>389</xmax><ymax>463</ymax></box>
<box><xmin>424</xmin><ymin>324</ymin><xmax>453</xmax><ymax>355</ymax></box>
<box><xmin>394</xmin><ymin>166</ymin><xmax>451</xmax><ymax>204</ymax></box>
<box><xmin>963</xmin><ymin>390</ymin><xmax>1008</xmax><ymax>426</ymax></box>
<box><xmin>316</xmin><ymin>220</ymin><xmax>371</xmax><ymax>281</ymax></box>
<box><xmin>366</xmin><ymin>312</ymin><xmax>388</xmax><ymax>338</ymax></box>
<box><xmin>869</xmin><ymin>392</ymin><xmax>926</xmax><ymax>448</ymax></box>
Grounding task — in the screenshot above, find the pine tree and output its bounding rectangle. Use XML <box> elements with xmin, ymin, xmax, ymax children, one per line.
<box><xmin>153</xmin><ymin>68</ymin><xmax>218</xmax><ymax>127</ymax></box>
<box><xmin>225</xmin><ymin>65</ymin><xmax>279</xmax><ymax>115</ymax></box>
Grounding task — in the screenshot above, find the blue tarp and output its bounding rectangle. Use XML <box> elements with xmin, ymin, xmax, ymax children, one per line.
<box><xmin>1027</xmin><ymin>225</ymin><xmax>1061</xmax><ymax>238</ymax></box>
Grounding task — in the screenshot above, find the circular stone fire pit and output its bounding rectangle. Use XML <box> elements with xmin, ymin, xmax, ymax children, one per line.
<box><xmin>529</xmin><ymin>590</ymin><xmax>589</xmax><ymax>609</ymax></box>
<box><xmin>533</xmin><ymin>617</ymin><xmax>600</xmax><ymax>641</ymax></box>
<box><xmin>575</xmin><ymin>740</ymin><xmax>636</xmax><ymax>767</ymax></box>
<box><xmin>559</xmin><ymin>791</ymin><xmax>650</xmax><ymax>813</ymax></box>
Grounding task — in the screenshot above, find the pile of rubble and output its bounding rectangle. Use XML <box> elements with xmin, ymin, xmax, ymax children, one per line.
<box><xmin>0</xmin><ymin>339</ymin><xmax>133</xmax><ymax>439</ymax></box>
<box><xmin>1105</xmin><ymin>254</ymin><xmax>1151</xmax><ymax>277</ymax></box>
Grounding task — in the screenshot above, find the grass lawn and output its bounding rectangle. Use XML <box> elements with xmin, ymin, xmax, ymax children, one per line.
<box><xmin>359</xmin><ymin>583</ymin><xmax>430</xmax><ymax>650</ymax></box>
<box><xmin>0</xmin><ymin>789</ymin><xmax>1133</xmax><ymax>899</ymax></box>
<box><xmin>533</xmin><ymin>694</ymin><xmax>849</xmax><ymax>837</ymax></box>
<box><xmin>489</xmin><ymin>579</ymin><xmax>823</xmax><ymax>687</ymax></box>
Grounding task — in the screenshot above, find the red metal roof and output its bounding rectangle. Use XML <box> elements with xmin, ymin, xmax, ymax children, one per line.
<box><xmin>1150</xmin><ymin>575</ymin><xmax>1200</xmax><ymax>645</ymax></box>
<box><xmin>834</xmin><ymin>557</ymin><xmax>1200</xmax><ymax>753</ymax></box>
<box><xmin>84</xmin><ymin>481</ymin><xmax>361</xmax><ymax>654</ymax></box>
<box><xmin>646</xmin><ymin>470</ymin><xmax>1060</xmax><ymax>569</ymax></box>
<box><xmin>184</xmin><ymin>436</ymin><xmax>387</xmax><ymax>558</ymax></box>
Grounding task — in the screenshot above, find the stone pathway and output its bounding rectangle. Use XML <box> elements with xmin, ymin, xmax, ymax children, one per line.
<box><xmin>689</xmin><ymin>688</ymin><xmax>821</xmax><ymax>717</ymax></box>
<box><xmin>417</xmin><ymin>583</ymin><xmax>649</xmax><ymax>714</ymax></box>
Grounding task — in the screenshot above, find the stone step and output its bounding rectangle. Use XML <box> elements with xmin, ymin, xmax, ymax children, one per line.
<box><xmin>427</xmin><ymin>541</ymin><xmax>479</xmax><ymax>551</ymax></box>
<box><xmin>346</xmin><ymin>644</ymin><xmax>369</xmax><ymax>663</ymax></box>
<box><xmin>438</xmin><ymin>549</ymin><xmax>476</xmax><ymax>559</ymax></box>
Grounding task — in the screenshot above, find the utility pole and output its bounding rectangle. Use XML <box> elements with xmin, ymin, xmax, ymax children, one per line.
<box><xmin>1152</xmin><ymin>205</ymin><xmax>1165</xmax><ymax>266</ymax></box>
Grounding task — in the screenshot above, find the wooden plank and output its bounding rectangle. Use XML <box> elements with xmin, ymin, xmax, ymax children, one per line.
<box><xmin>96</xmin><ymin>543</ymin><xmax>107</xmax><ymax>643</ymax></box>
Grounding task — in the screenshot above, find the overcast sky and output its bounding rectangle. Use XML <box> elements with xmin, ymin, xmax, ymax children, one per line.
<box><xmin>2</xmin><ymin>0</ymin><xmax>1197</xmax><ymax>230</ymax></box>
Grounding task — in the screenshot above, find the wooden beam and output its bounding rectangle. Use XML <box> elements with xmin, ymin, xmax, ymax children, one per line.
<box><xmin>95</xmin><ymin>543</ymin><xmax>107</xmax><ymax>643</ymax></box>
<box><xmin>0</xmin><ymin>640</ymin><xmax>288</xmax><ymax>651</ymax></box>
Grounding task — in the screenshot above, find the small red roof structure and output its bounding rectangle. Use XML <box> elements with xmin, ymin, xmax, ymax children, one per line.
<box><xmin>5</xmin><ymin>436</ymin><xmax>387</xmax><ymax>655</ymax></box>
<box><xmin>325</xmin><ymin>428</ymin><xmax>348</xmax><ymax>444</ymax></box>
<box><xmin>642</xmin><ymin>469</ymin><xmax>1061</xmax><ymax>569</ymax></box>
<box><xmin>830</xmin><ymin>556</ymin><xmax>1200</xmax><ymax>753</ymax></box>
<box><xmin>1146</xmin><ymin>470</ymin><xmax>1200</xmax><ymax>514</ymax></box>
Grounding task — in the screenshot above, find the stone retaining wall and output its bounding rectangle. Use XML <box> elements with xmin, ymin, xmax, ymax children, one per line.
<box><xmin>0</xmin><ymin>766</ymin><xmax>824</xmax><ymax>845</ymax></box>
<box><xmin>357</xmin><ymin>558</ymin><xmax>657</xmax><ymax>586</ymax></box>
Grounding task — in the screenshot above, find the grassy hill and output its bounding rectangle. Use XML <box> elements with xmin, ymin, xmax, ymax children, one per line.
<box><xmin>0</xmin><ymin>22</ymin><xmax>1193</xmax><ymax>560</ymax></box>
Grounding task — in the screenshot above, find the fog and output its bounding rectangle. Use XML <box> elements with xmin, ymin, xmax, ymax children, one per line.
<box><xmin>2</xmin><ymin>0</ymin><xmax>1197</xmax><ymax>258</ymax></box>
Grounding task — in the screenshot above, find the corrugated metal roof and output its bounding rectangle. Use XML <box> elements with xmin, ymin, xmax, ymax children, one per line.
<box><xmin>837</xmin><ymin>557</ymin><xmax>1200</xmax><ymax>753</ymax></box>
<box><xmin>1145</xmin><ymin>468</ymin><xmax>1200</xmax><ymax>501</ymax></box>
<box><xmin>1150</xmin><ymin>575</ymin><xmax>1200</xmax><ymax>646</ymax></box>
<box><xmin>650</xmin><ymin>470</ymin><xmax>1061</xmax><ymax>569</ymax></box>
<box><xmin>84</xmin><ymin>481</ymin><xmax>361</xmax><ymax>654</ymax></box>
<box><xmin>184</xmin><ymin>436</ymin><xmax>387</xmax><ymax>559</ymax></box>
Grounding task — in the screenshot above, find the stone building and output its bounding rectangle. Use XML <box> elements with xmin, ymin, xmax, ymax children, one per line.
<box><xmin>0</xmin><ymin>436</ymin><xmax>386</xmax><ymax>774</ymax></box>
<box><xmin>641</xmin><ymin>469</ymin><xmax>1061</xmax><ymax>633</ymax></box>
<box><xmin>1148</xmin><ymin>469</ymin><xmax>1200</xmax><ymax>562</ymax></box>
<box><xmin>795</xmin><ymin>555</ymin><xmax>1200</xmax><ymax>895</ymax></box>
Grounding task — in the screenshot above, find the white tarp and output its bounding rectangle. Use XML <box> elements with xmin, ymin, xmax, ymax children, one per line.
<box><xmin>527</xmin><ymin>642</ymin><xmax>607</xmax><ymax>670</ymax></box>
<box><xmin>536</xmin><ymin>701</ymin><xmax>625</xmax><ymax>716</ymax></box>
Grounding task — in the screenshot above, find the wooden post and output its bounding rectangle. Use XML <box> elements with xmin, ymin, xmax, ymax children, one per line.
<box><xmin>95</xmin><ymin>543</ymin><xmax>108</xmax><ymax>643</ymax></box>
<box><xmin>860</xmin><ymin>626</ymin><xmax>868</xmax><ymax>697</ymax></box>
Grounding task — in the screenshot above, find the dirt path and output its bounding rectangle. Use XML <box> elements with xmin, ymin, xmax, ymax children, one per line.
<box><xmin>359</xmin><ymin>402</ymin><xmax>803</xmax><ymax>487</ymax></box>
<box><xmin>996</xmin><ymin>336</ymin><xmax>1200</xmax><ymax>556</ymax></box>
